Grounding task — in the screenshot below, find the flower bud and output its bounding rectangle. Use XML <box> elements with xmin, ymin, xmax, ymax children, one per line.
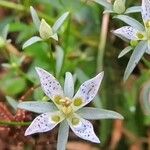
<box><xmin>113</xmin><ymin>0</ymin><xmax>126</xmax><ymax>14</ymax></box>
<box><xmin>39</xmin><ymin>19</ymin><xmax>53</xmax><ymax>40</ymax></box>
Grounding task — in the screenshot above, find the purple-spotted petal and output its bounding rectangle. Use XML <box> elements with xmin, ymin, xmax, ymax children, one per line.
<box><xmin>141</xmin><ymin>0</ymin><xmax>150</xmax><ymax>22</ymax></box>
<box><xmin>25</xmin><ymin>112</ymin><xmax>64</xmax><ymax>136</ymax></box>
<box><xmin>35</xmin><ymin>67</ymin><xmax>64</xmax><ymax>101</ymax></box>
<box><xmin>113</xmin><ymin>26</ymin><xmax>139</xmax><ymax>41</ymax></box>
<box><xmin>73</xmin><ymin>72</ymin><xmax>104</xmax><ymax>110</ymax></box>
<box><xmin>68</xmin><ymin>115</ymin><xmax>100</xmax><ymax>143</ymax></box>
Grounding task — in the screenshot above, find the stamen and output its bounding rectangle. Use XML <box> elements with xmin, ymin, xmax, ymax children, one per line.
<box><xmin>54</xmin><ymin>95</ymin><xmax>62</xmax><ymax>105</ymax></box>
<box><xmin>60</xmin><ymin>97</ymin><xmax>72</xmax><ymax>107</ymax></box>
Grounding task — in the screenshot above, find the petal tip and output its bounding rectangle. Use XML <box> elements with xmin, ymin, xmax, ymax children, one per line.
<box><xmin>24</xmin><ymin>128</ymin><xmax>31</xmax><ymax>136</ymax></box>
<box><xmin>35</xmin><ymin>67</ymin><xmax>43</xmax><ymax>73</ymax></box>
<box><xmin>92</xmin><ymin>137</ymin><xmax>101</xmax><ymax>143</ymax></box>
<box><xmin>97</xmin><ymin>71</ymin><xmax>104</xmax><ymax>80</ymax></box>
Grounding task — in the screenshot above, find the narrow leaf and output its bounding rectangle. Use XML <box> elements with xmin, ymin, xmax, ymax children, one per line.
<box><xmin>114</xmin><ymin>15</ymin><xmax>145</xmax><ymax>31</ymax></box>
<box><xmin>6</xmin><ymin>96</ymin><xmax>18</xmax><ymax>111</ymax></box>
<box><xmin>2</xmin><ymin>24</ymin><xmax>9</xmax><ymax>40</ymax></box>
<box><xmin>57</xmin><ymin>120</ymin><xmax>69</xmax><ymax>150</ymax></box>
<box><xmin>22</xmin><ymin>36</ymin><xmax>42</xmax><ymax>49</ymax></box>
<box><xmin>94</xmin><ymin>0</ymin><xmax>113</xmax><ymax>10</ymax></box>
<box><xmin>52</xmin><ymin>12</ymin><xmax>69</xmax><ymax>32</ymax></box>
<box><xmin>118</xmin><ymin>46</ymin><xmax>132</xmax><ymax>58</ymax></box>
<box><xmin>18</xmin><ymin>101</ymin><xmax>57</xmax><ymax>113</ymax></box>
<box><xmin>30</xmin><ymin>6</ymin><xmax>41</xmax><ymax>30</ymax></box>
<box><xmin>56</xmin><ymin>46</ymin><xmax>64</xmax><ymax>78</ymax></box>
<box><xmin>124</xmin><ymin>41</ymin><xmax>147</xmax><ymax>81</ymax></box>
<box><xmin>77</xmin><ymin>107</ymin><xmax>124</xmax><ymax>120</ymax></box>
<box><xmin>125</xmin><ymin>6</ymin><xmax>141</xmax><ymax>14</ymax></box>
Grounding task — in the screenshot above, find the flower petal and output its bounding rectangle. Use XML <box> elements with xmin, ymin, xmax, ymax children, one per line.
<box><xmin>68</xmin><ymin>114</ymin><xmax>100</xmax><ymax>143</ymax></box>
<box><xmin>141</xmin><ymin>0</ymin><xmax>150</xmax><ymax>23</ymax></box>
<box><xmin>35</xmin><ymin>67</ymin><xmax>64</xmax><ymax>102</ymax></box>
<box><xmin>18</xmin><ymin>101</ymin><xmax>57</xmax><ymax>114</ymax></box>
<box><xmin>25</xmin><ymin>111</ymin><xmax>64</xmax><ymax>136</ymax></box>
<box><xmin>77</xmin><ymin>107</ymin><xmax>124</xmax><ymax>120</ymax></box>
<box><xmin>72</xmin><ymin>72</ymin><xmax>104</xmax><ymax>110</ymax></box>
<box><xmin>113</xmin><ymin>26</ymin><xmax>139</xmax><ymax>41</ymax></box>
<box><xmin>64</xmin><ymin>72</ymin><xmax>74</xmax><ymax>98</ymax></box>
<box><xmin>146</xmin><ymin>41</ymin><xmax>150</xmax><ymax>54</ymax></box>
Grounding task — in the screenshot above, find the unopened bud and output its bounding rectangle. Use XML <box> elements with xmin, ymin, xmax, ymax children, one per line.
<box><xmin>113</xmin><ymin>0</ymin><xmax>126</xmax><ymax>14</ymax></box>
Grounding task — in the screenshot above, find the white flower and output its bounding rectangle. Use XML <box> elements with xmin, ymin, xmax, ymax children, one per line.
<box><xmin>18</xmin><ymin>67</ymin><xmax>123</xmax><ymax>148</ymax></box>
<box><xmin>113</xmin><ymin>0</ymin><xmax>150</xmax><ymax>54</ymax></box>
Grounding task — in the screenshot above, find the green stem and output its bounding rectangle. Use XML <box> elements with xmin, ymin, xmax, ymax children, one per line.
<box><xmin>0</xmin><ymin>0</ymin><xmax>25</xmax><ymax>11</ymax></box>
<box><xmin>59</xmin><ymin>14</ymin><xmax>71</xmax><ymax>78</ymax></box>
<box><xmin>48</xmin><ymin>42</ymin><xmax>55</xmax><ymax>75</ymax></box>
<box><xmin>0</xmin><ymin>121</ymin><xmax>31</xmax><ymax>126</ymax></box>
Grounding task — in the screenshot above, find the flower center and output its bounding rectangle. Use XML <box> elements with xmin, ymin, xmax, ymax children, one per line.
<box><xmin>54</xmin><ymin>97</ymin><xmax>73</xmax><ymax>116</ymax></box>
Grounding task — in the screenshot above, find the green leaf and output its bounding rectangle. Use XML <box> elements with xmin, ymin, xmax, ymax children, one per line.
<box><xmin>30</xmin><ymin>6</ymin><xmax>41</xmax><ymax>30</ymax></box>
<box><xmin>124</xmin><ymin>41</ymin><xmax>147</xmax><ymax>81</ymax></box>
<box><xmin>52</xmin><ymin>12</ymin><xmax>69</xmax><ymax>33</ymax></box>
<box><xmin>118</xmin><ymin>46</ymin><xmax>132</xmax><ymax>58</ymax></box>
<box><xmin>125</xmin><ymin>6</ymin><xmax>141</xmax><ymax>14</ymax></box>
<box><xmin>77</xmin><ymin>107</ymin><xmax>124</xmax><ymax>120</ymax></box>
<box><xmin>64</xmin><ymin>72</ymin><xmax>74</xmax><ymax>98</ymax></box>
<box><xmin>57</xmin><ymin>120</ymin><xmax>69</xmax><ymax>150</ymax></box>
<box><xmin>22</xmin><ymin>36</ymin><xmax>42</xmax><ymax>49</ymax></box>
<box><xmin>94</xmin><ymin>0</ymin><xmax>113</xmax><ymax>10</ymax></box>
<box><xmin>0</xmin><ymin>77</ymin><xmax>27</xmax><ymax>95</ymax></box>
<box><xmin>18</xmin><ymin>101</ymin><xmax>57</xmax><ymax>113</ymax></box>
<box><xmin>6</xmin><ymin>96</ymin><xmax>18</xmax><ymax>111</ymax></box>
<box><xmin>114</xmin><ymin>15</ymin><xmax>145</xmax><ymax>31</ymax></box>
<box><xmin>55</xmin><ymin>45</ymin><xmax>64</xmax><ymax>77</ymax></box>
<box><xmin>2</xmin><ymin>24</ymin><xmax>9</xmax><ymax>40</ymax></box>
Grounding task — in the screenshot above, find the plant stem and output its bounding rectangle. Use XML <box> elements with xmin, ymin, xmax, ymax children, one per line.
<box><xmin>96</xmin><ymin>0</ymin><xmax>111</xmax><ymax>73</ymax></box>
<box><xmin>0</xmin><ymin>0</ymin><xmax>25</xmax><ymax>11</ymax></box>
<box><xmin>20</xmin><ymin>84</ymin><xmax>40</xmax><ymax>101</ymax></box>
<box><xmin>48</xmin><ymin>42</ymin><xmax>55</xmax><ymax>75</ymax></box>
<box><xmin>0</xmin><ymin>121</ymin><xmax>31</xmax><ymax>126</ymax></box>
<box><xmin>59</xmin><ymin>14</ymin><xmax>71</xmax><ymax>78</ymax></box>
